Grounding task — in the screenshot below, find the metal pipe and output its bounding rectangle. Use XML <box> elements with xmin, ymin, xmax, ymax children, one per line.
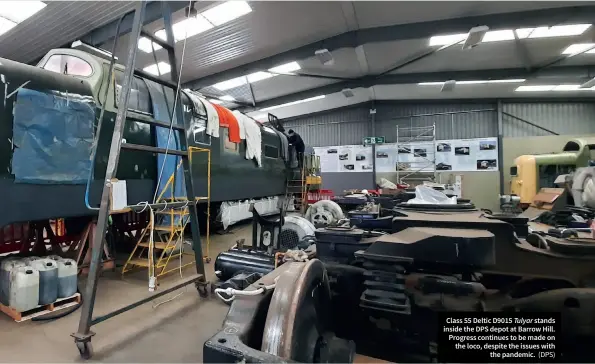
<box><xmin>502</xmin><ymin>111</ymin><xmax>559</xmax><ymax>135</ymax></box>
<box><xmin>377</xmin><ymin>108</ymin><xmax>496</xmax><ymax>122</ymax></box>
<box><xmin>91</xmin><ymin>276</ymin><xmax>202</xmax><ymax>325</ymax></box>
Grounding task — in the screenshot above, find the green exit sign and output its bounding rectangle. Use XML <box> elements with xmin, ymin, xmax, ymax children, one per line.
<box><xmin>363</xmin><ymin>136</ymin><xmax>385</xmax><ymax>145</ymax></box>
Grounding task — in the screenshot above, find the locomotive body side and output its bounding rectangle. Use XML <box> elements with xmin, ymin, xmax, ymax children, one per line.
<box><xmin>0</xmin><ymin>48</ymin><xmax>287</xmax><ymax>230</ymax></box>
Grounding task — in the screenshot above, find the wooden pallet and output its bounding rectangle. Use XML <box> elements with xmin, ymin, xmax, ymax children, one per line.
<box><xmin>0</xmin><ymin>293</ymin><xmax>81</xmax><ymax>322</ymax></box>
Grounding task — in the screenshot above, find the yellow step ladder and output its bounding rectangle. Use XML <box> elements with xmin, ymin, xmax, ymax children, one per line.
<box><xmin>122</xmin><ymin>147</ymin><xmax>211</xmax><ymax>278</ymax></box>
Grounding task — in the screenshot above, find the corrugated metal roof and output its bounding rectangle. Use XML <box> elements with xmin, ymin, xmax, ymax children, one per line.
<box><xmin>0</xmin><ymin>1</ymin><xmax>136</xmax><ymax>63</ymax></box>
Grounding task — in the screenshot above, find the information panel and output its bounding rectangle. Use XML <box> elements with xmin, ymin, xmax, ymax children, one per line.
<box><xmin>314</xmin><ymin>137</ymin><xmax>498</xmax><ymax>173</ymax></box>
<box><xmin>438</xmin><ymin>312</ymin><xmax>560</xmax><ymax>363</ymax></box>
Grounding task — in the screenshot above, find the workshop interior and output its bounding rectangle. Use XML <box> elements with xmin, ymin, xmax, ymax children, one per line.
<box><xmin>2</xmin><ymin>0</ymin><xmax>595</xmax><ymax>362</ymax></box>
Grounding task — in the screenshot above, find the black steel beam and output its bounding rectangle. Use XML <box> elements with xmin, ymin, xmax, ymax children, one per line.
<box><xmin>81</xmin><ymin>1</ymin><xmax>189</xmax><ymax>47</ymax></box>
<box><xmin>184</xmin><ymin>5</ymin><xmax>595</xmax><ymax>90</ymax></box>
<box><xmin>237</xmin><ymin>65</ymin><xmax>595</xmax><ymax>112</ymax></box>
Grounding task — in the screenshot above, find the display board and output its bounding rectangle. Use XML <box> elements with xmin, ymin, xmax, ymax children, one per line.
<box><xmin>314</xmin><ymin>137</ymin><xmax>498</xmax><ymax>173</ymax></box>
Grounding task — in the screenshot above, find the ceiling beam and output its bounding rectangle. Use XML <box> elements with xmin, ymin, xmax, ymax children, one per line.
<box><xmin>184</xmin><ymin>5</ymin><xmax>595</xmax><ymax>90</ymax></box>
<box><xmin>81</xmin><ymin>1</ymin><xmax>190</xmax><ymax>47</ymax></box>
<box><xmin>238</xmin><ymin>65</ymin><xmax>595</xmax><ymax>112</ymax></box>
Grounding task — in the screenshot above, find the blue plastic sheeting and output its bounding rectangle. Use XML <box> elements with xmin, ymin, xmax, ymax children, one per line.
<box><xmin>144</xmin><ymin>80</ymin><xmax>186</xmax><ymax>201</ymax></box>
<box><xmin>12</xmin><ymin>89</ymin><xmax>95</xmax><ymax>184</ymax></box>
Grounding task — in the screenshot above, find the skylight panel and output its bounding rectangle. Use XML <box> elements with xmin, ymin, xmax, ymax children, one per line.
<box><xmin>143</xmin><ymin>62</ymin><xmax>171</xmax><ymax>76</ymax></box>
<box><xmin>0</xmin><ymin>1</ymin><xmax>46</xmax><ymax>23</ymax></box>
<box><xmin>202</xmin><ymin>1</ymin><xmax>252</xmax><ymax>26</ymax></box>
<box><xmin>220</xmin><ymin>95</ymin><xmax>236</xmax><ymax>101</ymax></box>
<box><xmin>138</xmin><ymin>37</ymin><xmax>163</xmax><ymax>53</ymax></box>
<box><xmin>418</xmin><ymin>82</ymin><xmax>445</xmax><ymax>86</ymax></box>
<box><xmin>562</xmin><ymin>43</ymin><xmax>595</xmax><ymax>55</ymax></box>
<box><xmin>481</xmin><ymin>30</ymin><xmax>515</xmax><ymax>43</ymax></box>
<box><xmin>269</xmin><ymin>61</ymin><xmax>301</xmax><ymax>74</ymax></box>
<box><xmin>213</xmin><ymin>77</ymin><xmax>247</xmax><ymax>91</ymax></box>
<box><xmin>528</xmin><ymin>24</ymin><xmax>591</xmax><ymax>38</ymax></box>
<box><xmin>552</xmin><ymin>85</ymin><xmax>582</xmax><ymax>91</ymax></box>
<box><xmin>487</xmin><ymin>79</ymin><xmax>526</xmax><ymax>83</ymax></box>
<box><xmin>0</xmin><ymin>17</ymin><xmax>16</xmax><ymax>36</ymax></box>
<box><xmin>209</xmin><ymin>99</ymin><xmax>224</xmax><ymax>105</ymax></box>
<box><xmin>246</xmin><ymin>71</ymin><xmax>274</xmax><ymax>83</ymax></box>
<box><xmin>515</xmin><ymin>85</ymin><xmax>555</xmax><ymax>92</ymax></box>
<box><xmin>428</xmin><ymin>33</ymin><xmax>467</xmax><ymax>46</ymax></box>
<box><xmin>457</xmin><ymin>80</ymin><xmax>488</xmax><ymax>85</ymax></box>
<box><xmin>155</xmin><ymin>15</ymin><xmax>214</xmax><ymax>42</ymax></box>
<box><xmin>260</xmin><ymin>95</ymin><xmax>326</xmax><ymax>111</ymax></box>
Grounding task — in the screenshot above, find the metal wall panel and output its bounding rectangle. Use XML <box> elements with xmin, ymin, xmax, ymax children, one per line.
<box><xmin>375</xmin><ymin>102</ymin><xmax>497</xmax><ymax>142</ymax></box>
<box><xmin>283</xmin><ymin>106</ymin><xmax>370</xmax><ymax>147</ymax></box>
<box><xmin>502</xmin><ymin>102</ymin><xmax>595</xmax><ymax>137</ymax></box>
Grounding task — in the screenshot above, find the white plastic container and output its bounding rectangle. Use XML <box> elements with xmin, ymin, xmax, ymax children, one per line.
<box><xmin>31</xmin><ymin>259</ymin><xmax>58</xmax><ymax>305</ymax></box>
<box><xmin>0</xmin><ymin>257</ymin><xmax>25</xmax><ymax>306</ymax></box>
<box><xmin>9</xmin><ymin>266</ymin><xmax>39</xmax><ymax>312</ymax></box>
<box><xmin>21</xmin><ymin>256</ymin><xmax>41</xmax><ymax>265</ymax></box>
<box><xmin>56</xmin><ymin>259</ymin><xmax>77</xmax><ymax>298</ymax></box>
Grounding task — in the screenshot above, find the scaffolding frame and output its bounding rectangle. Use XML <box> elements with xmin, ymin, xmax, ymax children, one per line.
<box><xmin>395</xmin><ymin>124</ymin><xmax>437</xmax><ymax>184</ymax></box>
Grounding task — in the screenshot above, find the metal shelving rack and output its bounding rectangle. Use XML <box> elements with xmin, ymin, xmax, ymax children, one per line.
<box><xmin>395</xmin><ymin>124</ymin><xmax>437</xmax><ymax>185</ymax></box>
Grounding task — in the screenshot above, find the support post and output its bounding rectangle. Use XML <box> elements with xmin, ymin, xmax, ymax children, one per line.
<box><xmin>370</xmin><ymin>105</ymin><xmax>377</xmax><ymax>190</ymax></box>
<box><xmin>497</xmin><ymin>100</ymin><xmax>505</xmax><ymax>195</ymax></box>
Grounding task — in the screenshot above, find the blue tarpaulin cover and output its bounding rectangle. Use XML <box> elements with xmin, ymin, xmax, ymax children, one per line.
<box><xmin>11</xmin><ymin>88</ymin><xmax>95</xmax><ymax>184</ymax></box>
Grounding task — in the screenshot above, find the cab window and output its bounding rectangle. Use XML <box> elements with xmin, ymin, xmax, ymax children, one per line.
<box><xmin>43</xmin><ymin>54</ymin><xmax>93</xmax><ymax>77</ymax></box>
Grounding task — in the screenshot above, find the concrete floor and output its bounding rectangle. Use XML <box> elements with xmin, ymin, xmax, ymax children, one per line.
<box><xmin>0</xmin><ymin>224</ymin><xmax>251</xmax><ymax>362</ymax></box>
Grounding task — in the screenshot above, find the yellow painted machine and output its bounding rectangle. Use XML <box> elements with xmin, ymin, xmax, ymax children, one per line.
<box><xmin>511</xmin><ymin>138</ymin><xmax>595</xmax><ymax>206</ymax></box>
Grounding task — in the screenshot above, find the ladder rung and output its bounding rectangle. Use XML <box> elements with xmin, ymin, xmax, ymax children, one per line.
<box><xmin>134</xmin><ymin>69</ymin><xmax>178</xmax><ymax>89</ymax></box>
<box><xmin>140</xmin><ymin>30</ymin><xmax>174</xmax><ymax>52</ymax></box>
<box><xmin>153</xmin><ymin>225</ymin><xmax>180</xmax><ymax>232</ymax></box>
<box><xmin>155</xmin><ymin>210</ymin><xmax>188</xmax><ymax>215</ymax></box>
<box><xmin>121</xmin><ymin>143</ymin><xmax>188</xmax><ymax>156</ymax></box>
<box><xmin>128</xmin><ymin>201</ymin><xmax>192</xmax><ymax>212</ymax></box>
<box><xmin>127</xmin><ymin>110</ymin><xmax>184</xmax><ymax>131</ymax></box>
<box><xmin>138</xmin><ymin>241</ymin><xmax>174</xmax><ymax>250</ymax></box>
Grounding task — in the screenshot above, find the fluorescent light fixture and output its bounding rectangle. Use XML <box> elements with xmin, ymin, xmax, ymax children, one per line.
<box><xmin>0</xmin><ymin>17</ymin><xmax>16</xmax><ymax>36</ymax></box>
<box><xmin>155</xmin><ymin>15</ymin><xmax>213</xmax><ymax>42</ymax></box>
<box><xmin>260</xmin><ymin>95</ymin><xmax>326</xmax><ymax>111</ymax></box>
<box><xmin>528</xmin><ymin>24</ymin><xmax>591</xmax><ymax>38</ymax></box>
<box><xmin>269</xmin><ymin>61</ymin><xmax>301</xmax><ymax>74</ymax></box>
<box><xmin>419</xmin><ymin>79</ymin><xmax>525</xmax><ymax>86</ymax></box>
<box><xmin>0</xmin><ymin>1</ymin><xmax>46</xmax><ymax>23</ymax></box>
<box><xmin>246</xmin><ymin>71</ymin><xmax>273</xmax><ymax>83</ymax></box>
<box><xmin>515</xmin><ymin>85</ymin><xmax>555</xmax><ymax>92</ymax></box>
<box><xmin>208</xmin><ymin>98</ymin><xmax>224</xmax><ymax>105</ymax></box>
<box><xmin>457</xmin><ymin>80</ymin><xmax>488</xmax><ymax>85</ymax></box>
<box><xmin>143</xmin><ymin>62</ymin><xmax>171</xmax><ymax>76</ymax></box>
<box><xmin>202</xmin><ymin>1</ymin><xmax>252</xmax><ymax>26</ymax></box>
<box><xmin>315</xmin><ymin>49</ymin><xmax>334</xmax><ymax>66</ymax></box>
<box><xmin>488</xmin><ymin>79</ymin><xmax>526</xmax><ymax>83</ymax></box>
<box><xmin>562</xmin><ymin>43</ymin><xmax>595</xmax><ymax>55</ymax></box>
<box><xmin>220</xmin><ymin>95</ymin><xmax>236</xmax><ymax>102</ymax></box>
<box><xmin>482</xmin><ymin>29</ymin><xmax>515</xmax><ymax>43</ymax></box>
<box><xmin>552</xmin><ymin>85</ymin><xmax>581</xmax><ymax>91</ymax></box>
<box><xmin>252</xmin><ymin>114</ymin><xmax>268</xmax><ymax>120</ymax></box>
<box><xmin>429</xmin><ymin>33</ymin><xmax>467</xmax><ymax>46</ymax></box>
<box><xmin>463</xmin><ymin>26</ymin><xmax>489</xmax><ymax>49</ymax></box>
<box><xmin>213</xmin><ymin>76</ymin><xmax>247</xmax><ymax>91</ymax></box>
<box><xmin>430</xmin><ymin>23</ymin><xmax>592</xmax><ymax>47</ymax></box>
<box><xmin>138</xmin><ymin>37</ymin><xmax>163</xmax><ymax>53</ymax></box>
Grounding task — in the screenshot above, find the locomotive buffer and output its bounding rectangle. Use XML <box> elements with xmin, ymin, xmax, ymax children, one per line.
<box><xmin>71</xmin><ymin>1</ymin><xmax>209</xmax><ymax>359</ymax></box>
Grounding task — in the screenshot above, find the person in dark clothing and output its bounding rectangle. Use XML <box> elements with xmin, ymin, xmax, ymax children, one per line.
<box><xmin>287</xmin><ymin>129</ymin><xmax>305</xmax><ymax>168</ymax></box>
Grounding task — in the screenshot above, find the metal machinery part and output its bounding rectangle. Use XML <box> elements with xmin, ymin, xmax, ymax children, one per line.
<box><xmin>280</xmin><ymin>215</ymin><xmax>316</xmax><ymax>250</ymax></box>
<box><xmin>206</xmin><ymin>208</ymin><xmax>595</xmax><ymax>363</ymax></box>
<box><xmin>571</xmin><ymin>167</ymin><xmax>595</xmax><ymax>208</ymax></box>
<box><xmin>305</xmin><ymin>200</ymin><xmax>344</xmax><ymax>228</ymax></box>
